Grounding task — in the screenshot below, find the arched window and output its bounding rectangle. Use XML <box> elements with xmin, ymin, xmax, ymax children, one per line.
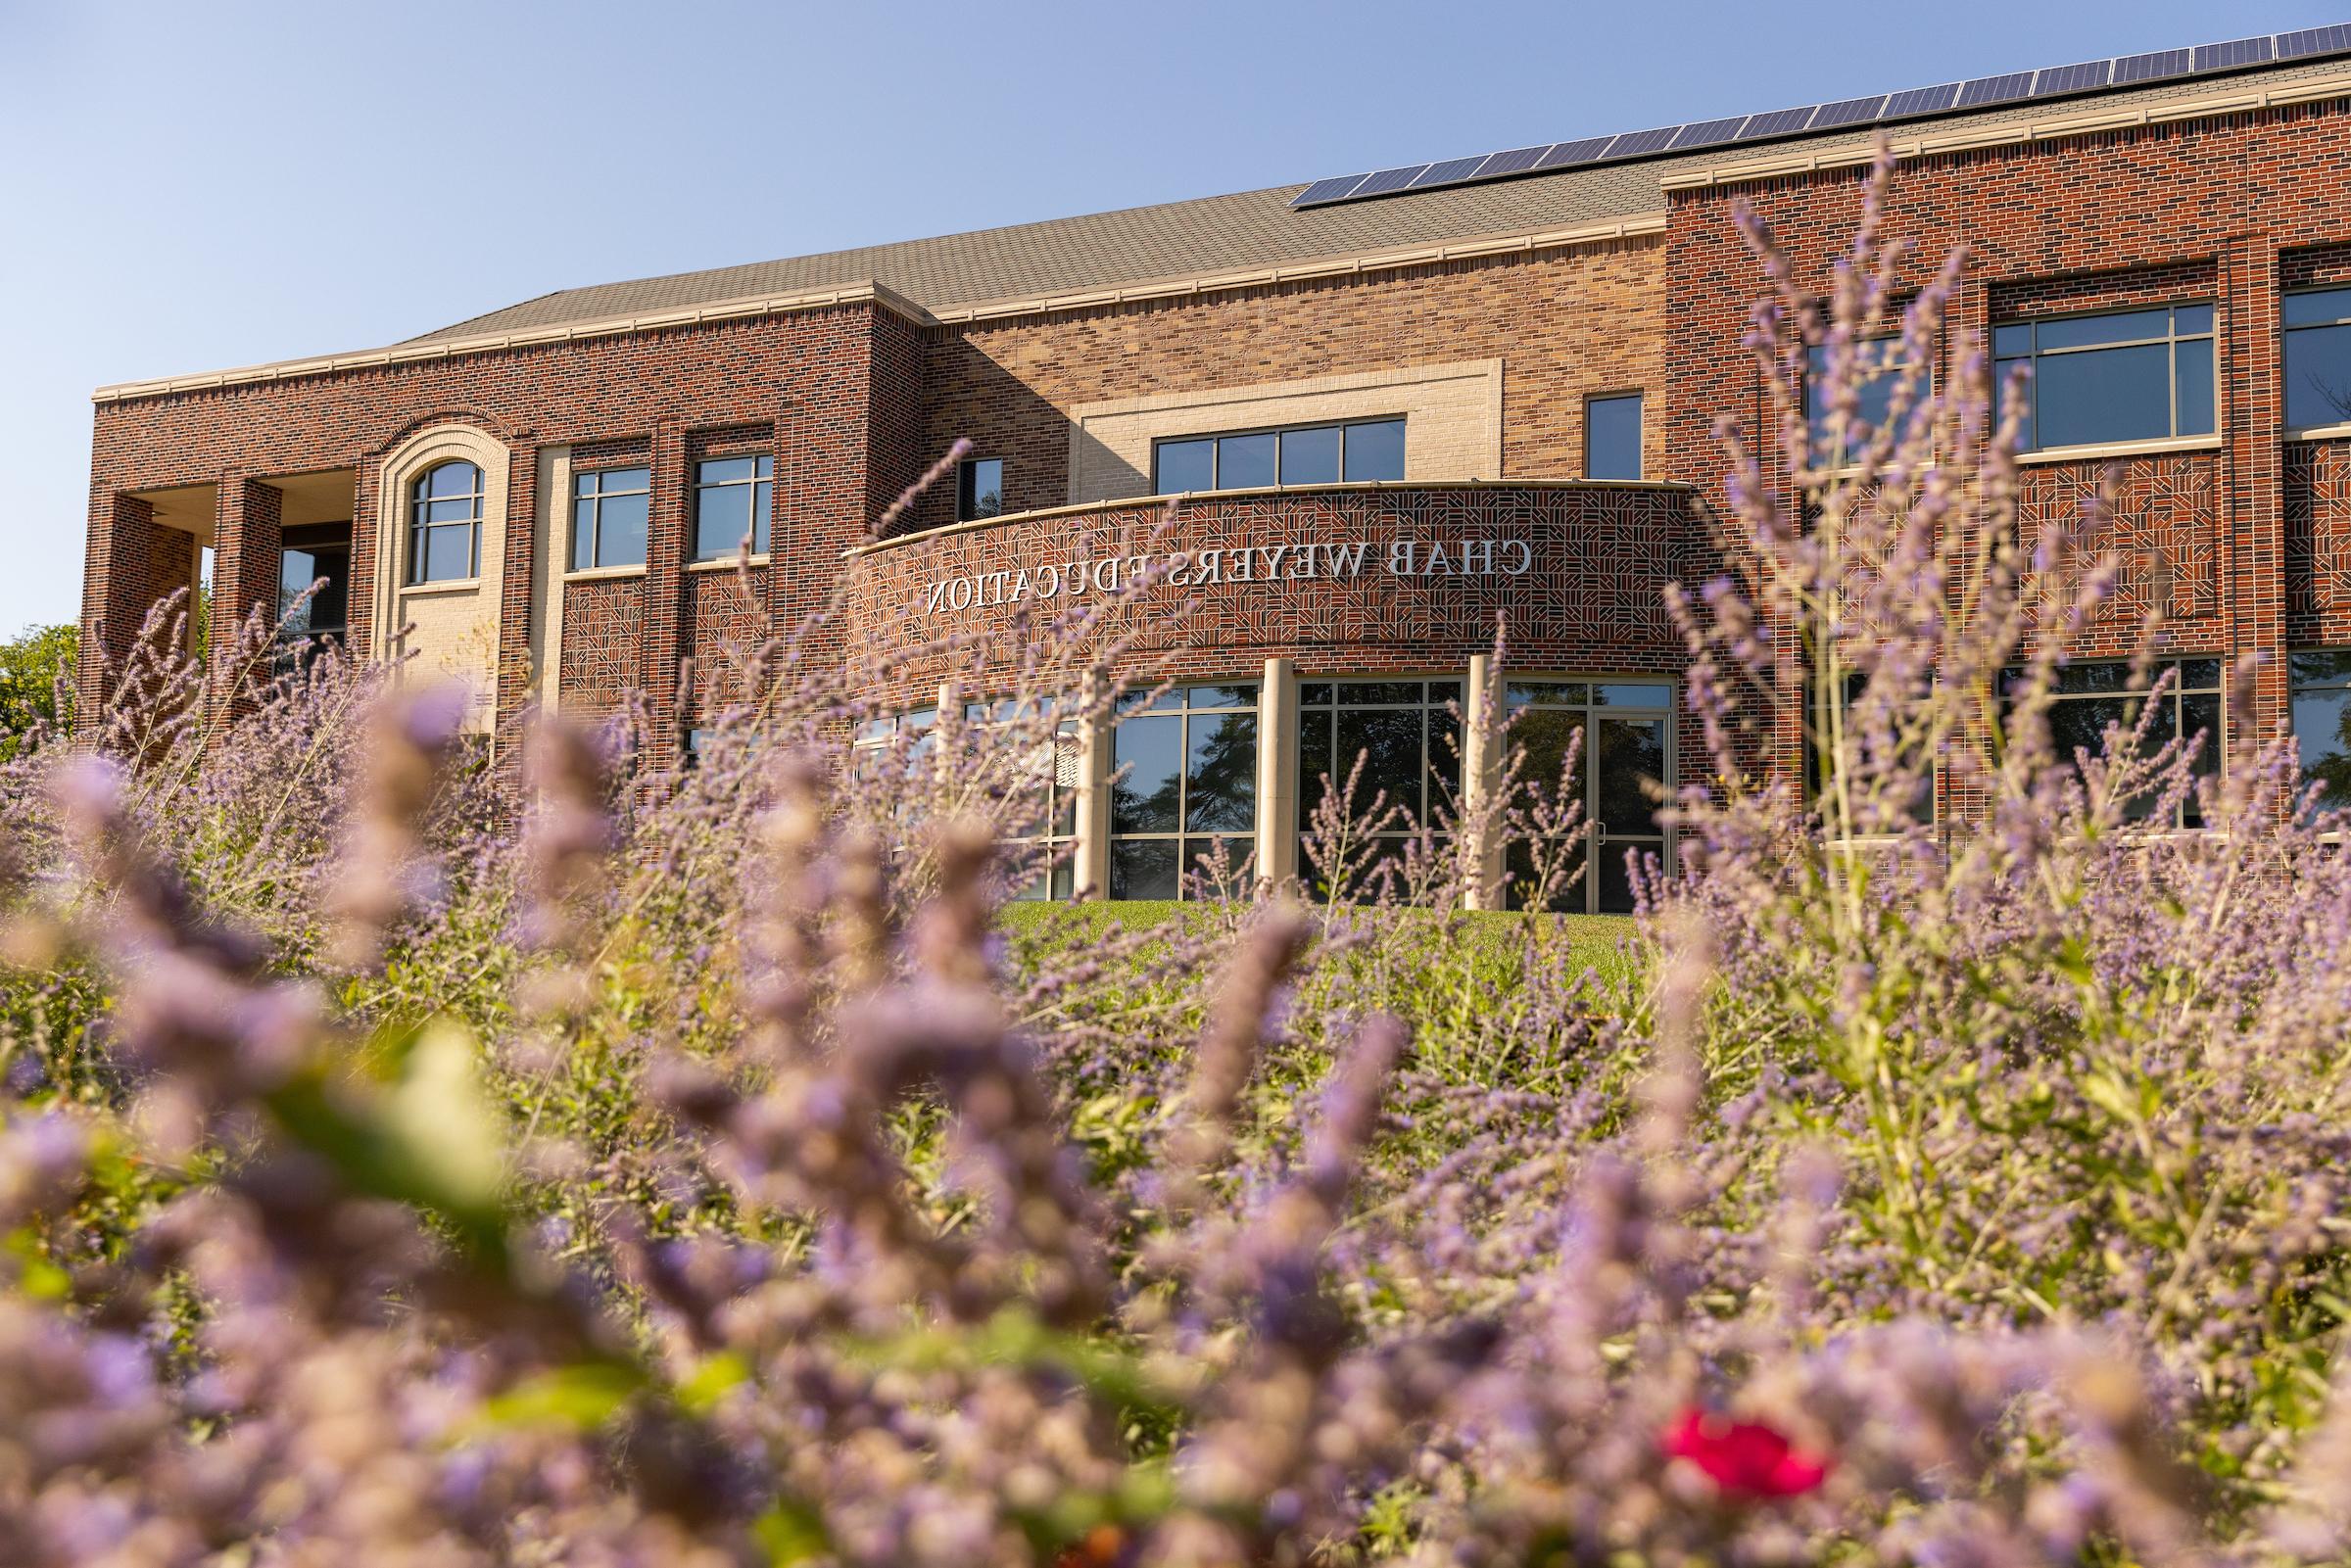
<box><xmin>408</xmin><ymin>460</ymin><xmax>484</xmax><ymax>583</ymax></box>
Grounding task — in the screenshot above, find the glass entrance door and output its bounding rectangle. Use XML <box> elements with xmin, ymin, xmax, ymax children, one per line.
<box><xmin>1506</xmin><ymin>680</ymin><xmax>1672</xmax><ymax>915</ymax></box>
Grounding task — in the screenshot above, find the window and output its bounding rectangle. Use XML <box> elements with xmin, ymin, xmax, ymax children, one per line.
<box><xmin>1803</xmin><ymin>671</ymin><xmax>1936</xmax><ymax>829</ymax></box>
<box><xmin>852</xmin><ymin>705</ymin><xmax>937</xmax><ymax>758</ymax></box>
<box><xmin>684</xmin><ymin>727</ymin><xmax>711</xmax><ymax>768</ymax></box>
<box><xmin>2003</xmin><ymin>658</ymin><xmax>2222</xmax><ymax>826</ymax></box>
<box><xmin>693</xmin><ymin>454</ymin><xmax>774</xmax><ymax>561</ymax></box>
<box><xmin>408</xmin><ymin>461</ymin><xmax>484</xmax><ymax>584</ymax></box>
<box><xmin>1585</xmin><ymin>394</ymin><xmax>1644</xmax><ymax>480</ymax></box>
<box><xmin>966</xmin><ymin>696</ymin><xmax>1080</xmax><ymax>899</ymax></box>
<box><xmin>571</xmin><ymin>466</ymin><xmax>650</xmax><ymax>571</ymax></box>
<box><xmin>1152</xmin><ymin>418</ymin><xmax>1405</xmax><ymax>493</ymax></box>
<box><xmin>1993</xmin><ymin>305</ymin><xmax>2216</xmax><ymax>452</ymax></box>
<box><xmin>1109</xmin><ymin>684</ymin><xmax>1258</xmax><ymax>899</ymax></box>
<box><xmin>2291</xmin><ymin>650</ymin><xmax>2351</xmax><ymax>814</ymax></box>
<box><xmin>2284</xmin><ymin>289</ymin><xmax>2351</xmax><ymax>432</ymax></box>
<box><xmin>1297</xmin><ymin>680</ymin><xmax>1463</xmax><ymax>900</ymax></box>
<box><xmin>957</xmin><ymin>458</ymin><xmax>1005</xmax><ymax>521</ymax></box>
<box><xmin>278</xmin><ymin>534</ymin><xmax>349</xmax><ymax>643</ymax></box>
<box><xmin>1505</xmin><ymin>680</ymin><xmax>1672</xmax><ymax>915</ymax></box>
<box><xmin>1805</xmin><ymin>336</ymin><xmax>1925</xmax><ymax>467</ymax></box>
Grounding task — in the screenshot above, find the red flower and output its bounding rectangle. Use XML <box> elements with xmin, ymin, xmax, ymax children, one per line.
<box><xmin>1662</xmin><ymin>1406</ymin><xmax>1831</xmax><ymax>1499</ymax></box>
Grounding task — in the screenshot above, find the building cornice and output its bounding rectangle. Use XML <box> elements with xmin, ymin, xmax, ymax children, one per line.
<box><xmin>91</xmin><ymin>216</ymin><xmax>1667</xmax><ymax>406</ymax></box>
<box><xmin>1659</xmin><ymin>71</ymin><xmax>2351</xmax><ymax>192</ymax></box>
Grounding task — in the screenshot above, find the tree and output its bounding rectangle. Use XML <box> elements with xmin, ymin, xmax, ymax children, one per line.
<box><xmin>0</xmin><ymin>622</ymin><xmax>76</xmax><ymax>759</ymax></box>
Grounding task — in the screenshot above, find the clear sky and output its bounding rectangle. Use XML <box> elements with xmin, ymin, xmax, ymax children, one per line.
<box><xmin>0</xmin><ymin>0</ymin><xmax>2332</xmax><ymax>635</ymax></box>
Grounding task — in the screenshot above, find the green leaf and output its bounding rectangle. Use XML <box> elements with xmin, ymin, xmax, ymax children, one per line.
<box><xmin>476</xmin><ymin>1361</ymin><xmax>646</xmax><ymax>1433</ymax></box>
<box><xmin>751</xmin><ymin>1498</ymin><xmax>831</xmax><ymax>1565</ymax></box>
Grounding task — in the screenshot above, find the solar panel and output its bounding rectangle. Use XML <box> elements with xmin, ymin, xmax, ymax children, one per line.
<box><xmin>1669</xmin><ymin>116</ymin><xmax>1750</xmax><ymax>150</ymax></box>
<box><xmin>2194</xmin><ymin>36</ymin><xmax>2273</xmax><ymax>71</ymax></box>
<box><xmin>1292</xmin><ymin>174</ymin><xmax>1368</xmax><ymax>208</ymax></box>
<box><xmin>1603</xmin><ymin>126</ymin><xmax>1682</xmax><ymax>158</ymax></box>
<box><xmin>1348</xmin><ymin>165</ymin><xmax>1429</xmax><ymax>198</ymax></box>
<box><xmin>2279</xmin><ymin>24</ymin><xmax>2351</xmax><ymax>59</ymax></box>
<box><xmin>2113</xmin><ymin>47</ymin><xmax>2192</xmax><ymax>84</ymax></box>
<box><xmin>1810</xmin><ymin>94</ymin><xmax>1888</xmax><ymax>129</ymax></box>
<box><xmin>1884</xmin><ymin>82</ymin><xmax>1961</xmax><ymax>117</ymax></box>
<box><xmin>1957</xmin><ymin>71</ymin><xmax>2036</xmax><ymax>108</ymax></box>
<box><xmin>1287</xmin><ymin>24</ymin><xmax>2351</xmax><ymax>209</ymax></box>
<box><xmin>2032</xmin><ymin>60</ymin><xmax>2111</xmax><ymax>96</ymax></box>
<box><xmin>1737</xmin><ymin>105</ymin><xmax>1817</xmax><ymax>139</ymax></box>
<box><xmin>1472</xmin><ymin>145</ymin><xmax>1552</xmax><ymax>177</ymax></box>
<box><xmin>1410</xmin><ymin>157</ymin><xmax>1488</xmax><ymax>188</ymax></box>
<box><xmin>1534</xmin><ymin>136</ymin><xmax>1612</xmax><ymax>169</ymax></box>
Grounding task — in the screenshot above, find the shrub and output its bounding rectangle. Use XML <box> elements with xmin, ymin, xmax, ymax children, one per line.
<box><xmin>2</xmin><ymin>152</ymin><xmax>2349</xmax><ymax>1565</ymax></box>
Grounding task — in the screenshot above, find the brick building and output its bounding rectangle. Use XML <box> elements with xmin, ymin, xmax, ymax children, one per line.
<box><xmin>77</xmin><ymin>26</ymin><xmax>2351</xmax><ymax>909</ymax></box>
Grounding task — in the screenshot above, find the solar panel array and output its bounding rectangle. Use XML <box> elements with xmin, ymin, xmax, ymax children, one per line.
<box><xmin>1289</xmin><ymin>24</ymin><xmax>2351</xmax><ymax>211</ymax></box>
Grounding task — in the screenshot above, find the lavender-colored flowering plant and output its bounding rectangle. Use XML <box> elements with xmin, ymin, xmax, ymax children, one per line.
<box><xmin>2</xmin><ymin>150</ymin><xmax>2350</xmax><ymax>1566</ymax></box>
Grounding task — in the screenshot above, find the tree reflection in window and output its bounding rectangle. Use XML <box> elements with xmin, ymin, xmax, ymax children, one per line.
<box><xmin>1109</xmin><ymin>684</ymin><xmax>1257</xmax><ymax>899</ymax></box>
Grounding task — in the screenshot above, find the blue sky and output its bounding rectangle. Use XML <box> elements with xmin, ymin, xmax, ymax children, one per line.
<box><xmin>0</xmin><ymin>0</ymin><xmax>2330</xmax><ymax>635</ymax></box>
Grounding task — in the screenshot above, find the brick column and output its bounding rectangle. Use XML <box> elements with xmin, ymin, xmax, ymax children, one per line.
<box><xmin>2224</xmin><ymin>231</ymin><xmax>2288</xmax><ymax>761</ymax></box>
<box><xmin>641</xmin><ymin>421</ymin><xmax>689</xmax><ymax>770</ymax></box>
<box><xmin>78</xmin><ymin>492</ymin><xmax>197</xmax><ymax>729</ymax></box>
<box><xmin>495</xmin><ymin>439</ymin><xmax>541</xmax><ymax>733</ymax></box>
<box><xmin>209</xmin><ymin>477</ymin><xmax>282</xmax><ymax>720</ymax></box>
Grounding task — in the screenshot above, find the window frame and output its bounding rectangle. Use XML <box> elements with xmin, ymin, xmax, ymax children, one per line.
<box><xmin>956</xmin><ymin>457</ymin><xmax>1006</xmax><ymax>522</ymax></box>
<box><xmin>1583</xmin><ymin>392</ymin><xmax>1645</xmax><ymax>481</ymax></box>
<box><xmin>691</xmin><ymin>453</ymin><xmax>775</xmax><ymax>563</ymax></box>
<box><xmin>1992</xmin><ymin>302</ymin><xmax>2219</xmax><ymax>457</ymax></box>
<box><xmin>1150</xmin><ymin>416</ymin><xmax>1406</xmax><ymax>494</ymax></box>
<box><xmin>1107</xmin><ymin>682</ymin><xmax>1261</xmax><ymax>900</ymax></box>
<box><xmin>2000</xmin><ymin>656</ymin><xmax>2225</xmax><ymax>828</ymax></box>
<box><xmin>1803</xmin><ymin>333</ymin><xmax>1931</xmax><ymax>471</ymax></box>
<box><xmin>570</xmin><ymin>465</ymin><xmax>652</xmax><ymax>574</ymax></box>
<box><xmin>406</xmin><ymin>460</ymin><xmax>485</xmax><ymax>586</ymax></box>
<box><xmin>1502</xmin><ymin>675</ymin><xmax>1676</xmax><ymax>915</ymax></box>
<box><xmin>2289</xmin><ymin>648</ymin><xmax>2351</xmax><ymax>819</ymax></box>
<box><xmin>963</xmin><ymin>694</ymin><xmax>1081</xmax><ymax>900</ymax></box>
<box><xmin>1295</xmin><ymin>677</ymin><xmax>1463</xmax><ymax>900</ymax></box>
<box><xmin>2282</xmin><ymin>287</ymin><xmax>2351</xmax><ymax>437</ymax></box>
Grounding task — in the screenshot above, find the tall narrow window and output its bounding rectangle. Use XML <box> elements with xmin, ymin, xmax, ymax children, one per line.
<box><xmin>957</xmin><ymin>458</ymin><xmax>1005</xmax><ymax>521</ymax></box>
<box><xmin>1993</xmin><ymin>305</ymin><xmax>2215</xmax><ymax>452</ymax></box>
<box><xmin>408</xmin><ymin>461</ymin><xmax>484</xmax><ymax>585</ymax></box>
<box><xmin>1504</xmin><ymin>680</ymin><xmax>1673</xmax><ymax>914</ymax></box>
<box><xmin>571</xmin><ymin>466</ymin><xmax>650</xmax><ymax>571</ymax></box>
<box><xmin>1109</xmin><ymin>684</ymin><xmax>1259</xmax><ymax>899</ymax></box>
<box><xmin>693</xmin><ymin>455</ymin><xmax>774</xmax><ymax>561</ymax></box>
<box><xmin>2291</xmin><ymin>650</ymin><xmax>2351</xmax><ymax>813</ymax></box>
<box><xmin>1584</xmin><ymin>394</ymin><xmax>1645</xmax><ymax>480</ymax></box>
<box><xmin>2283</xmin><ymin>289</ymin><xmax>2351</xmax><ymax>432</ymax></box>
<box><xmin>1297</xmin><ymin>679</ymin><xmax>1462</xmax><ymax>900</ymax></box>
<box><xmin>966</xmin><ymin>695</ymin><xmax>1080</xmax><ymax>899</ymax></box>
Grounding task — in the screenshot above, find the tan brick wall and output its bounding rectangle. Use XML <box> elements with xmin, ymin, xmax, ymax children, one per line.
<box><xmin>1066</xmin><ymin>360</ymin><xmax>1503</xmax><ymax>502</ymax></box>
<box><xmin>911</xmin><ymin>238</ymin><xmax>1665</xmax><ymax>532</ymax></box>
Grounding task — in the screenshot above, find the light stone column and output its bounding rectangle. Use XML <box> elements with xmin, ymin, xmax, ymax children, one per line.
<box><xmin>1072</xmin><ymin>670</ymin><xmax>1112</xmax><ymax>899</ymax></box>
<box><xmin>1462</xmin><ymin>653</ymin><xmax>1507</xmax><ymax>912</ymax></box>
<box><xmin>1255</xmin><ymin>656</ymin><xmax>1299</xmax><ymax>888</ymax></box>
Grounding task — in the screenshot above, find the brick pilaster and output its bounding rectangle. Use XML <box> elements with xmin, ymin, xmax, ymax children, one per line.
<box><xmin>78</xmin><ymin>491</ymin><xmax>196</xmax><ymax>731</ymax></box>
<box><xmin>2223</xmin><ymin>231</ymin><xmax>2288</xmax><ymax>759</ymax></box>
<box><xmin>208</xmin><ymin>477</ymin><xmax>282</xmax><ymax>720</ymax></box>
<box><xmin>641</xmin><ymin>421</ymin><xmax>688</xmax><ymax>770</ymax></box>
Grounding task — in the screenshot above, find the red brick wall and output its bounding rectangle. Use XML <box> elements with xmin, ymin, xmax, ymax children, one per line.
<box><xmin>840</xmin><ymin>483</ymin><xmax>1692</xmax><ymax>706</ymax></box>
<box><xmin>1662</xmin><ymin>99</ymin><xmax>2351</xmax><ymax>785</ymax></box>
<box><xmin>85</xmin><ymin>305</ymin><xmax>910</xmax><ymax>745</ymax></box>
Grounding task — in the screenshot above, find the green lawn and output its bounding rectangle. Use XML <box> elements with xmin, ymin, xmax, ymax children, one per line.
<box><xmin>997</xmin><ymin>899</ymin><xmax>1642</xmax><ymax>981</ymax></box>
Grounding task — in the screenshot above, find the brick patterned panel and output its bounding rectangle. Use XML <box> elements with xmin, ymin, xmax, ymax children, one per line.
<box><xmin>686</xmin><ymin>566</ymin><xmax>773</xmax><ymax>716</ymax></box>
<box><xmin>840</xmin><ymin>482</ymin><xmax>1692</xmax><ymax>703</ymax></box>
<box><xmin>2287</xmin><ymin>439</ymin><xmax>2351</xmax><ymax>641</ymax></box>
<box><xmin>2017</xmin><ymin>453</ymin><xmax>2221</xmax><ymax>644</ymax></box>
<box><xmin>560</xmin><ymin>576</ymin><xmax>645</xmax><ymax>716</ymax></box>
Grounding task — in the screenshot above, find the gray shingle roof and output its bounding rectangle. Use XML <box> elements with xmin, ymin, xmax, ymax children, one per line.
<box><xmin>410</xmin><ymin>51</ymin><xmax>2351</xmax><ymax>343</ymax></box>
